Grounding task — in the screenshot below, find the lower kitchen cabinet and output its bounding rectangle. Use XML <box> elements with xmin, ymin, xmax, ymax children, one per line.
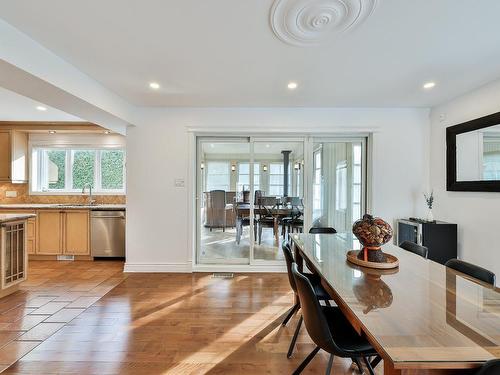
<box><xmin>37</xmin><ymin>210</ymin><xmax>63</xmax><ymax>254</ymax></box>
<box><xmin>36</xmin><ymin>210</ymin><xmax>90</xmax><ymax>256</ymax></box>
<box><xmin>0</xmin><ymin>208</ymin><xmax>95</xmax><ymax>257</ymax></box>
<box><xmin>64</xmin><ymin>210</ymin><xmax>90</xmax><ymax>255</ymax></box>
<box><xmin>26</xmin><ymin>217</ymin><xmax>36</xmax><ymax>255</ymax></box>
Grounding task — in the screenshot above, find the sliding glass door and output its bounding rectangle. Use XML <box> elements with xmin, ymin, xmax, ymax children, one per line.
<box><xmin>196</xmin><ymin>136</ymin><xmax>366</xmax><ymax>267</ymax></box>
<box><xmin>197</xmin><ymin>138</ymin><xmax>251</xmax><ymax>264</ymax></box>
<box><xmin>311</xmin><ymin>139</ymin><xmax>366</xmax><ymax>232</ymax></box>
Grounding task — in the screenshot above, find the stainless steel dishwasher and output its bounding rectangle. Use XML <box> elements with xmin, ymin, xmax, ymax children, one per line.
<box><xmin>91</xmin><ymin>210</ymin><xmax>125</xmax><ymax>257</ymax></box>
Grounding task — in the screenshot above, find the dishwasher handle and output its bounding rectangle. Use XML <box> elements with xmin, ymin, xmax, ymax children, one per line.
<box><xmin>91</xmin><ymin>210</ymin><xmax>125</xmax><ymax>218</ymax></box>
<box><xmin>93</xmin><ymin>215</ymin><xmax>126</xmax><ymax>219</ymax></box>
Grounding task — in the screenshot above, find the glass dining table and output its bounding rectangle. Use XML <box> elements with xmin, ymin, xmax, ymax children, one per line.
<box><xmin>291</xmin><ymin>232</ymin><xmax>500</xmax><ymax>375</ymax></box>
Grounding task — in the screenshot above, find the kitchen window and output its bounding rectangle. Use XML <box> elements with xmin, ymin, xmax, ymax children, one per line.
<box><xmin>31</xmin><ymin>148</ymin><xmax>126</xmax><ymax>194</ymax></box>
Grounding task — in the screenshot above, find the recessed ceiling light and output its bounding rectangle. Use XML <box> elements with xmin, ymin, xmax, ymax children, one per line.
<box><xmin>149</xmin><ymin>82</ymin><xmax>160</xmax><ymax>90</ymax></box>
<box><xmin>103</xmin><ymin>130</ymin><xmax>111</xmax><ymax>134</ymax></box>
<box><xmin>423</xmin><ymin>81</ymin><xmax>436</xmax><ymax>90</ymax></box>
<box><xmin>287</xmin><ymin>82</ymin><xmax>298</xmax><ymax>90</ymax></box>
<box><xmin>48</xmin><ymin>130</ymin><xmax>56</xmax><ymax>134</ymax></box>
<box><xmin>36</xmin><ymin>105</ymin><xmax>47</xmax><ymax>111</ymax></box>
<box><xmin>266</xmin><ymin>144</ymin><xmax>270</xmax><ymax>148</ymax></box>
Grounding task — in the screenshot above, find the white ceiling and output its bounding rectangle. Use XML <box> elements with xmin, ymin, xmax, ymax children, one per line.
<box><xmin>2</xmin><ymin>0</ymin><xmax>500</xmax><ymax>107</ymax></box>
<box><xmin>0</xmin><ymin>87</ymin><xmax>82</xmax><ymax>121</ymax></box>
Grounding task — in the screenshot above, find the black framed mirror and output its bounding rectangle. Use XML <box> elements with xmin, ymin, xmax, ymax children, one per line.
<box><xmin>447</xmin><ymin>111</ymin><xmax>500</xmax><ymax>192</ymax></box>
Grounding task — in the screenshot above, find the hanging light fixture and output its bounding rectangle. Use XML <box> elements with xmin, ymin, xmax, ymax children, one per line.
<box><xmin>231</xmin><ymin>164</ymin><xmax>236</xmax><ymax>172</ymax></box>
<box><xmin>262</xmin><ymin>164</ymin><xmax>268</xmax><ymax>172</ymax></box>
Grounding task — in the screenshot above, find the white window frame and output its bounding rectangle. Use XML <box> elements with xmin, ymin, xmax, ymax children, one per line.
<box><xmin>237</xmin><ymin>162</ymin><xmax>260</xmax><ymax>191</ymax></box>
<box><xmin>352</xmin><ymin>143</ymin><xmax>363</xmax><ymax>221</ymax></box>
<box><xmin>30</xmin><ymin>146</ymin><xmax>126</xmax><ymax>195</ymax></box>
<box><xmin>312</xmin><ymin>148</ymin><xmax>322</xmax><ymax>216</ymax></box>
<box><xmin>268</xmin><ymin>162</ymin><xmax>286</xmax><ymax>196</ymax></box>
<box><xmin>335</xmin><ymin>160</ymin><xmax>348</xmax><ymax>211</ymax></box>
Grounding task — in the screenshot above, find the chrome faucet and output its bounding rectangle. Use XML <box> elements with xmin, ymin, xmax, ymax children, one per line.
<box><xmin>82</xmin><ymin>184</ymin><xmax>96</xmax><ymax>205</ymax></box>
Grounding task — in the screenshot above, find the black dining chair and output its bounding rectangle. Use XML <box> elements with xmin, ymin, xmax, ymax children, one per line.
<box><xmin>256</xmin><ymin>196</ymin><xmax>279</xmax><ymax>244</ymax></box>
<box><xmin>475</xmin><ymin>359</ymin><xmax>500</xmax><ymax>375</ymax></box>
<box><xmin>234</xmin><ymin>202</ymin><xmax>257</xmax><ymax>244</ymax></box>
<box><xmin>399</xmin><ymin>240</ymin><xmax>428</xmax><ymax>259</ymax></box>
<box><xmin>291</xmin><ymin>263</ymin><xmax>381</xmax><ymax>375</ymax></box>
<box><xmin>445</xmin><ymin>259</ymin><xmax>496</xmax><ymax>286</ymax></box>
<box><xmin>281</xmin><ymin>197</ymin><xmax>304</xmax><ymax>236</ymax></box>
<box><xmin>309</xmin><ymin>227</ymin><xmax>337</xmax><ymax>234</ymax></box>
<box><xmin>282</xmin><ymin>241</ymin><xmax>331</xmax><ymax>358</ymax></box>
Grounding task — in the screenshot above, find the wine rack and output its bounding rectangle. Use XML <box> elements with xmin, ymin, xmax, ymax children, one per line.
<box><xmin>1</xmin><ymin>221</ymin><xmax>27</xmax><ymax>289</ymax></box>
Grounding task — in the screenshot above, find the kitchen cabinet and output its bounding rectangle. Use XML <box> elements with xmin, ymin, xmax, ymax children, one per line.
<box><xmin>37</xmin><ymin>210</ymin><xmax>89</xmax><ymax>256</ymax></box>
<box><xmin>0</xmin><ymin>130</ymin><xmax>28</xmax><ymax>183</ymax></box>
<box><xmin>0</xmin><ymin>210</ymin><xmax>36</xmax><ymax>254</ymax></box>
<box><xmin>64</xmin><ymin>211</ymin><xmax>89</xmax><ymax>255</ymax></box>
<box><xmin>26</xmin><ymin>217</ymin><xmax>36</xmax><ymax>255</ymax></box>
<box><xmin>0</xmin><ymin>131</ymin><xmax>11</xmax><ymax>181</ymax></box>
<box><xmin>37</xmin><ymin>210</ymin><xmax>63</xmax><ymax>254</ymax></box>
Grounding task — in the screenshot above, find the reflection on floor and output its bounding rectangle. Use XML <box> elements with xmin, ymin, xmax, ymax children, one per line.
<box><xmin>199</xmin><ymin>225</ymin><xmax>286</xmax><ymax>263</ymax></box>
<box><xmin>0</xmin><ymin>260</ymin><xmax>125</xmax><ymax>372</ymax></box>
<box><xmin>3</xmin><ymin>262</ymin><xmax>380</xmax><ymax>374</ymax></box>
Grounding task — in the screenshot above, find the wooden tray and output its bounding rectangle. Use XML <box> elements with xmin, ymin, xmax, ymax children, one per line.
<box><xmin>346</xmin><ymin>250</ymin><xmax>399</xmax><ymax>269</ymax></box>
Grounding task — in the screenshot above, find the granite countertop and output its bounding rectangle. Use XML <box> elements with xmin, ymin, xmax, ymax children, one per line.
<box><xmin>0</xmin><ymin>204</ymin><xmax>126</xmax><ymax>211</ymax></box>
<box><xmin>0</xmin><ymin>213</ymin><xmax>37</xmax><ymax>224</ymax></box>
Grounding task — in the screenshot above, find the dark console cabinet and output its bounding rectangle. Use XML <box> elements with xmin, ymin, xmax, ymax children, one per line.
<box><xmin>397</xmin><ymin>219</ymin><xmax>457</xmax><ymax>265</ymax></box>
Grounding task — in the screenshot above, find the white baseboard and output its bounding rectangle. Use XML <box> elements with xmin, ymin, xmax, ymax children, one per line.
<box><xmin>123</xmin><ymin>262</ymin><xmax>286</xmax><ymax>273</ymax></box>
<box><xmin>193</xmin><ymin>264</ymin><xmax>287</xmax><ymax>273</ymax></box>
<box><xmin>123</xmin><ymin>262</ymin><xmax>192</xmax><ymax>273</ymax></box>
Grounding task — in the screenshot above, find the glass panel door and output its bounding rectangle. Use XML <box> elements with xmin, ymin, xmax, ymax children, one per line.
<box><xmin>195</xmin><ymin>136</ymin><xmax>366</xmax><ymax>266</ymax></box>
<box><xmin>251</xmin><ymin>139</ymin><xmax>305</xmax><ymax>263</ymax></box>
<box><xmin>311</xmin><ymin>139</ymin><xmax>366</xmax><ymax>233</ymax></box>
<box><xmin>197</xmin><ymin>138</ymin><xmax>251</xmax><ymax>264</ymax></box>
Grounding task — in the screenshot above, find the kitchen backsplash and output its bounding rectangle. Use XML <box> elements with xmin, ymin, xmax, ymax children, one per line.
<box><xmin>0</xmin><ymin>182</ymin><xmax>126</xmax><ymax>204</ymax></box>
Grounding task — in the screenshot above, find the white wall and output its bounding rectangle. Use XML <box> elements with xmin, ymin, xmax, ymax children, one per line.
<box><xmin>430</xmin><ymin>78</ymin><xmax>500</xmax><ymax>286</ymax></box>
<box><xmin>125</xmin><ymin>108</ymin><xmax>430</xmax><ymax>272</ymax></box>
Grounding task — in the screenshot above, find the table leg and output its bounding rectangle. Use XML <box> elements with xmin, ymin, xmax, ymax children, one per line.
<box><xmin>274</xmin><ymin>218</ymin><xmax>279</xmax><ymax>244</ymax></box>
<box><xmin>292</xmin><ymin>243</ymin><xmax>303</xmax><ymax>305</ymax></box>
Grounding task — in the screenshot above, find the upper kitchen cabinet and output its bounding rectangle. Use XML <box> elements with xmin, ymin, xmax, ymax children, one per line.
<box><xmin>0</xmin><ymin>130</ymin><xmax>28</xmax><ymax>183</ymax></box>
<box><xmin>0</xmin><ymin>131</ymin><xmax>10</xmax><ymax>181</ymax></box>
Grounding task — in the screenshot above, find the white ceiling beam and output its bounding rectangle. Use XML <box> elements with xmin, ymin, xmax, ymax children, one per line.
<box><xmin>0</xmin><ymin>19</ymin><xmax>136</xmax><ymax>135</ymax></box>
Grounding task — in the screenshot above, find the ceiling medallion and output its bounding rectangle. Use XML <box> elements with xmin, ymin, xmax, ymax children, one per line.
<box><xmin>270</xmin><ymin>0</ymin><xmax>378</xmax><ymax>47</ymax></box>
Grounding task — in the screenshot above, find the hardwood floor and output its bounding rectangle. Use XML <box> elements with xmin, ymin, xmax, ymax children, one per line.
<box><xmin>1</xmin><ymin>261</ymin><xmax>381</xmax><ymax>374</ymax></box>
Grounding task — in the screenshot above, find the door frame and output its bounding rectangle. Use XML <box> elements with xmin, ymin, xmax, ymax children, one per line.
<box><xmin>189</xmin><ymin>131</ymin><xmax>371</xmax><ymax>273</ymax></box>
